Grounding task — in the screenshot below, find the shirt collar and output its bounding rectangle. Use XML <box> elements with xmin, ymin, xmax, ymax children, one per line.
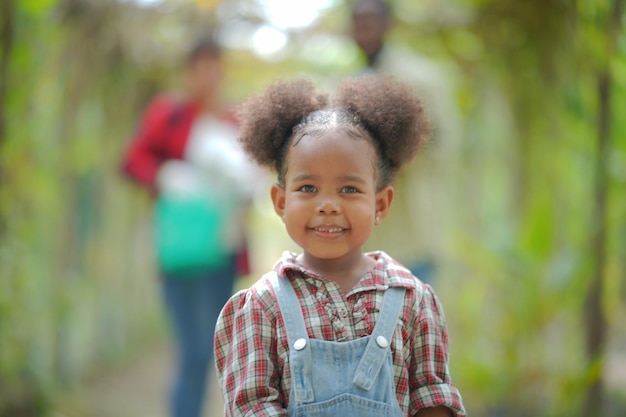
<box><xmin>273</xmin><ymin>251</ymin><xmax>416</xmax><ymax>293</ymax></box>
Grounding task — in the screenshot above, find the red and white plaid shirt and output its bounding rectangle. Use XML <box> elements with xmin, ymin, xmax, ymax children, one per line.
<box><xmin>214</xmin><ymin>251</ymin><xmax>466</xmax><ymax>417</ymax></box>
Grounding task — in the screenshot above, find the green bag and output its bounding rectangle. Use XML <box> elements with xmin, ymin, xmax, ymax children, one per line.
<box><xmin>154</xmin><ymin>194</ymin><xmax>229</xmax><ymax>274</ymax></box>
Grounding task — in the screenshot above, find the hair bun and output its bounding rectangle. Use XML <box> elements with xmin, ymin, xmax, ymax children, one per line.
<box><xmin>237</xmin><ymin>79</ymin><xmax>328</xmax><ymax>171</ymax></box>
<box><xmin>334</xmin><ymin>74</ymin><xmax>430</xmax><ymax>172</ymax></box>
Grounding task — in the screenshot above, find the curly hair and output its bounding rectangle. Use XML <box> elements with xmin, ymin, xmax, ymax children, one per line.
<box><xmin>237</xmin><ymin>74</ymin><xmax>430</xmax><ymax>189</ymax></box>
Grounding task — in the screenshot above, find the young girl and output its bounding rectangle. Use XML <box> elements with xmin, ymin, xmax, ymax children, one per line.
<box><xmin>214</xmin><ymin>75</ymin><xmax>466</xmax><ymax>417</ymax></box>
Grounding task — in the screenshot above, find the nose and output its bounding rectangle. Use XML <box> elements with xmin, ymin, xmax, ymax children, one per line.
<box><xmin>316</xmin><ymin>194</ymin><xmax>340</xmax><ymax>215</ymax></box>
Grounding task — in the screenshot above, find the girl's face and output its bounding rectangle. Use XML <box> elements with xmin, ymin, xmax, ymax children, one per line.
<box><xmin>271</xmin><ymin>130</ymin><xmax>393</xmax><ymax>269</ymax></box>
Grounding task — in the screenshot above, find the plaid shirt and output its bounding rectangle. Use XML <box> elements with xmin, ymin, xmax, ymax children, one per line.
<box><xmin>214</xmin><ymin>251</ymin><xmax>466</xmax><ymax>417</ymax></box>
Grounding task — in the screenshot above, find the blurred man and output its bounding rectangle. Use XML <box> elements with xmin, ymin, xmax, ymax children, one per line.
<box><xmin>352</xmin><ymin>0</ymin><xmax>461</xmax><ymax>283</ymax></box>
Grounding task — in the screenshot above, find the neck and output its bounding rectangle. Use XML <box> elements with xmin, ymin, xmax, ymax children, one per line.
<box><xmin>188</xmin><ymin>92</ymin><xmax>220</xmax><ymax>115</ymax></box>
<box><xmin>299</xmin><ymin>250</ymin><xmax>374</xmax><ymax>293</ymax></box>
<box><xmin>199</xmin><ymin>97</ymin><xmax>219</xmax><ymax>115</ymax></box>
<box><xmin>366</xmin><ymin>46</ymin><xmax>383</xmax><ymax>68</ymax></box>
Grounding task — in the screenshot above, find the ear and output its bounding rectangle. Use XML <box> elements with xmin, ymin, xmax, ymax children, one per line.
<box><xmin>374</xmin><ymin>185</ymin><xmax>394</xmax><ymax>224</ymax></box>
<box><xmin>270</xmin><ymin>183</ymin><xmax>286</xmax><ymax>218</ymax></box>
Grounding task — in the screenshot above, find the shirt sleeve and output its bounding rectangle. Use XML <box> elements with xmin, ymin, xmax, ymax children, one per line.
<box><xmin>409</xmin><ymin>285</ymin><xmax>466</xmax><ymax>416</ymax></box>
<box><xmin>214</xmin><ymin>287</ymin><xmax>287</xmax><ymax>417</ymax></box>
<box><xmin>121</xmin><ymin>95</ymin><xmax>173</xmax><ymax>187</ymax></box>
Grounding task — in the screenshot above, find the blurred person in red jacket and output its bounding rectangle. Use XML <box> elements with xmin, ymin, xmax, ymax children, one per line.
<box><xmin>122</xmin><ymin>36</ymin><xmax>254</xmax><ymax>417</ymax></box>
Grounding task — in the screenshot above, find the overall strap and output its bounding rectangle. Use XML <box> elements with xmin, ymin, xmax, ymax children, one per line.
<box><xmin>268</xmin><ymin>272</ymin><xmax>314</xmax><ymax>403</ymax></box>
<box><xmin>353</xmin><ymin>287</ymin><xmax>406</xmax><ymax>390</ymax></box>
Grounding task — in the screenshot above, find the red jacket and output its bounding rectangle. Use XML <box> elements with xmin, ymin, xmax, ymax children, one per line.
<box><xmin>122</xmin><ymin>95</ymin><xmax>199</xmax><ymax>186</ymax></box>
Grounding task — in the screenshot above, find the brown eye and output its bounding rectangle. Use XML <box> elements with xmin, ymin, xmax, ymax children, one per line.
<box><xmin>298</xmin><ymin>185</ymin><xmax>317</xmax><ymax>193</ymax></box>
<box><xmin>341</xmin><ymin>186</ymin><xmax>359</xmax><ymax>193</ymax></box>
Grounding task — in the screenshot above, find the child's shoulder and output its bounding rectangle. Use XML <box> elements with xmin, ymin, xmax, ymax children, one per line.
<box><xmin>249</xmin><ymin>271</ymin><xmax>281</xmax><ymax>301</ymax></box>
<box><xmin>370</xmin><ymin>251</ymin><xmax>425</xmax><ymax>286</ymax></box>
<box><xmin>223</xmin><ymin>272</ymin><xmax>281</xmax><ymax>318</ymax></box>
<box><xmin>370</xmin><ymin>251</ymin><xmax>436</xmax><ymax>304</ymax></box>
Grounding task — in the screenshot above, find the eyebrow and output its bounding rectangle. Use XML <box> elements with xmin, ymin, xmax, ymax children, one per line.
<box><xmin>291</xmin><ymin>174</ymin><xmax>367</xmax><ymax>184</ymax></box>
<box><xmin>339</xmin><ymin>175</ymin><xmax>367</xmax><ymax>184</ymax></box>
<box><xmin>292</xmin><ymin>174</ymin><xmax>319</xmax><ymax>182</ymax></box>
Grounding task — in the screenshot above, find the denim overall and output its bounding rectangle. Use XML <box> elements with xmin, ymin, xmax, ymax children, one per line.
<box><xmin>270</xmin><ymin>273</ymin><xmax>406</xmax><ymax>417</ymax></box>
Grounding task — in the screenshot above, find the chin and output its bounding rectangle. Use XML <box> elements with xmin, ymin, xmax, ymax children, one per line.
<box><xmin>306</xmin><ymin>251</ymin><xmax>339</xmax><ymax>260</ymax></box>
<box><xmin>306</xmin><ymin>247</ymin><xmax>354</xmax><ymax>261</ymax></box>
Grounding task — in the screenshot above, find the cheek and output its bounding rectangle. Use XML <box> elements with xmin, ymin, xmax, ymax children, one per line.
<box><xmin>282</xmin><ymin>198</ymin><xmax>309</xmax><ymax>222</ymax></box>
<box><xmin>350</xmin><ymin>200</ymin><xmax>377</xmax><ymax>222</ymax></box>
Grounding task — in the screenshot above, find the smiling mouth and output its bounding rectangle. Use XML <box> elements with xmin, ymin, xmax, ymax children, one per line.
<box><xmin>311</xmin><ymin>226</ymin><xmax>347</xmax><ymax>234</ymax></box>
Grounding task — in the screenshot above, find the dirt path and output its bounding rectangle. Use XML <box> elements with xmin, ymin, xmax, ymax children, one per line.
<box><xmin>53</xmin><ymin>342</ymin><xmax>224</xmax><ymax>417</ymax></box>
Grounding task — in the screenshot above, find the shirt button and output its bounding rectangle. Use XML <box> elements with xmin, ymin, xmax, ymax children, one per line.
<box><xmin>376</xmin><ymin>335</ymin><xmax>389</xmax><ymax>348</ymax></box>
<box><xmin>293</xmin><ymin>338</ymin><xmax>307</xmax><ymax>351</ymax></box>
<box><xmin>338</xmin><ymin>308</ymin><xmax>348</xmax><ymax>318</ymax></box>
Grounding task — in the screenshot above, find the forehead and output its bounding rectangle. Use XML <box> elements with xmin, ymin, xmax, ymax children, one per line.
<box><xmin>286</xmin><ymin>131</ymin><xmax>377</xmax><ymax>179</ymax></box>
<box><xmin>352</xmin><ymin>0</ymin><xmax>386</xmax><ymax>19</ymax></box>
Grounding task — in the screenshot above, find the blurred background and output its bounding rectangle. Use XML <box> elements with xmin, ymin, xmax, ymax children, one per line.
<box><xmin>0</xmin><ymin>0</ymin><xmax>625</xmax><ymax>416</ymax></box>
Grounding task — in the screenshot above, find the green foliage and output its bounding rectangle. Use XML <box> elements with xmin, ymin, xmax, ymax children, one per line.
<box><xmin>0</xmin><ymin>0</ymin><xmax>167</xmax><ymax>413</ymax></box>
<box><xmin>433</xmin><ymin>0</ymin><xmax>625</xmax><ymax>415</ymax></box>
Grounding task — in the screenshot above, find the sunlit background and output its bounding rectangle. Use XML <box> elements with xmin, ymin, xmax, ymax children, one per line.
<box><xmin>1</xmin><ymin>0</ymin><xmax>625</xmax><ymax>416</ymax></box>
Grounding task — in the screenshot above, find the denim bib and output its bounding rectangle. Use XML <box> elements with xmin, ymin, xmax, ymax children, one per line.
<box><xmin>270</xmin><ymin>273</ymin><xmax>406</xmax><ymax>417</ymax></box>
